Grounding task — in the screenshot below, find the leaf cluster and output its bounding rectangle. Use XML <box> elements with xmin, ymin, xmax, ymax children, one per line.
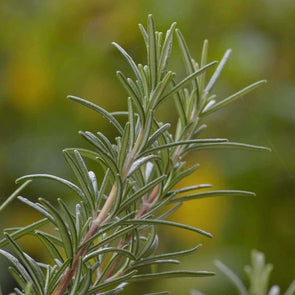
<box><xmin>0</xmin><ymin>15</ymin><xmax>269</xmax><ymax>295</ymax></box>
<box><xmin>212</xmin><ymin>250</ymin><xmax>295</xmax><ymax>295</ymax></box>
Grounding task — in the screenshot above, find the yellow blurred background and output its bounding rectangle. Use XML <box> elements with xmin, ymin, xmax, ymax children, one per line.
<box><xmin>1</xmin><ymin>0</ymin><xmax>295</xmax><ymax>294</ymax></box>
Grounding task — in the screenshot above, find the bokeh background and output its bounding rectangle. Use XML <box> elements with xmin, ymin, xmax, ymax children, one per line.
<box><xmin>0</xmin><ymin>0</ymin><xmax>294</xmax><ymax>294</ymax></box>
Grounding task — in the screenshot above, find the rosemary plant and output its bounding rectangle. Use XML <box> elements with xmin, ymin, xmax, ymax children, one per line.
<box><xmin>0</xmin><ymin>15</ymin><xmax>269</xmax><ymax>295</ymax></box>
<box><xmin>212</xmin><ymin>250</ymin><xmax>295</xmax><ymax>295</ymax></box>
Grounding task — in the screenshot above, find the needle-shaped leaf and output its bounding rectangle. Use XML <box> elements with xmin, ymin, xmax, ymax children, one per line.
<box><xmin>96</xmin><ymin>283</ymin><xmax>128</xmax><ymax>295</ymax></box>
<box><xmin>199</xmin><ymin>39</ymin><xmax>208</xmax><ymax>94</ymax></box>
<box><xmin>147</xmin><ymin>14</ymin><xmax>158</xmax><ymax>89</ymax></box>
<box><xmin>128</xmin><ymin>155</ymin><xmax>160</xmax><ymax>177</ymax></box>
<box><xmin>149</xmin><ymin>71</ymin><xmax>175</xmax><ymax>110</ymax></box>
<box><xmin>170</xmin><ymin>189</ymin><xmax>255</xmax><ymax>203</ymax></box>
<box><xmin>112</xmin><ymin>42</ymin><xmax>143</xmax><ymax>88</ymax></box>
<box><xmin>139</xmin><ymin>23</ymin><xmax>148</xmax><ymax>47</ymax></box>
<box><xmin>183</xmin><ymin>141</ymin><xmax>271</xmax><ymax>153</ymax></box>
<box><xmin>215</xmin><ymin>260</ymin><xmax>248</xmax><ymax>295</ymax></box>
<box><xmin>118</xmin><ymin>175</ymin><xmax>167</xmax><ymax>213</ymax></box>
<box><xmin>133</xmin><ymin>259</ymin><xmax>179</xmax><ymax>268</ymax></box>
<box><xmin>58</xmin><ymin>198</ymin><xmax>77</xmax><ymax>251</ymax></box>
<box><xmin>0</xmin><ymin>218</ymin><xmax>48</xmax><ymax>248</ymax></box>
<box><xmin>35</xmin><ymin>231</ymin><xmax>63</xmax><ymax>263</ymax></box>
<box><xmin>141</xmin><ymin>138</ymin><xmax>227</xmax><ymax>156</ymax></box>
<box><xmin>84</xmin><ymin>247</ymin><xmax>136</xmax><ymax>262</ymax></box>
<box><xmin>88</xmin><ymin>270</ymin><xmax>137</xmax><ymax>293</ymax></box>
<box><xmin>116</xmin><ymin>71</ymin><xmax>145</xmax><ymax>123</ymax></box>
<box><xmin>285</xmin><ymin>280</ymin><xmax>295</xmax><ymax>295</ymax></box>
<box><xmin>0</xmin><ymin>180</ymin><xmax>31</xmax><ymax>212</ymax></box>
<box><xmin>123</xmin><ymin>219</ymin><xmax>212</xmax><ymax>238</ymax></box>
<box><xmin>201</xmin><ymin>80</ymin><xmax>267</xmax><ymax>116</ymax></box>
<box><xmin>16</xmin><ymin>174</ymin><xmax>85</xmax><ymax>202</ymax></box>
<box><xmin>203</xmin><ymin>49</ymin><xmax>232</xmax><ymax>96</ymax></box>
<box><xmin>143</xmin><ymin>292</ymin><xmax>170</xmax><ymax>295</ymax></box>
<box><xmin>158</xmin><ymin>22</ymin><xmax>177</xmax><ymax>76</ymax></box>
<box><xmin>157</xmin><ymin>61</ymin><xmax>217</xmax><ymax>106</ymax></box>
<box><xmin>118</xmin><ymin>122</ymin><xmax>131</xmax><ymax>173</ymax></box>
<box><xmin>17</xmin><ymin>196</ymin><xmax>54</xmax><ymax>221</ymax></box>
<box><xmin>8</xmin><ymin>267</ymin><xmax>28</xmax><ymax>292</ymax></box>
<box><xmin>68</xmin><ymin>95</ymin><xmax>123</xmax><ymax>134</ymax></box>
<box><xmin>146</xmin><ymin>123</ymin><xmax>171</xmax><ymax>148</ymax></box>
<box><xmin>168</xmin><ymin>184</ymin><xmax>212</xmax><ymax>195</ymax></box>
<box><xmin>0</xmin><ymin>249</ymin><xmax>32</xmax><ymax>286</ymax></box>
<box><xmin>4</xmin><ymin>234</ymin><xmax>44</xmax><ymax>294</ymax></box>
<box><xmin>38</xmin><ymin>198</ymin><xmax>73</xmax><ymax>260</ymax></box>
<box><xmin>129</xmin><ymin>270</ymin><xmax>214</xmax><ymax>282</ymax></box>
<box><xmin>175</xmin><ymin>29</ymin><xmax>198</xmax><ymax>85</ymax></box>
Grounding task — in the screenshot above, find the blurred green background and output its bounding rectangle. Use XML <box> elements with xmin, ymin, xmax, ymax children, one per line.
<box><xmin>0</xmin><ymin>0</ymin><xmax>294</xmax><ymax>294</ymax></box>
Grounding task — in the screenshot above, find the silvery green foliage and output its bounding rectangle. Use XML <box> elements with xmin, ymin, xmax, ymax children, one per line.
<box><xmin>0</xmin><ymin>15</ymin><xmax>269</xmax><ymax>295</ymax></box>
<box><xmin>213</xmin><ymin>250</ymin><xmax>295</xmax><ymax>295</ymax></box>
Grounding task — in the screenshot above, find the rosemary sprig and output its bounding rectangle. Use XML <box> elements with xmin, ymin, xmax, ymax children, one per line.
<box><xmin>0</xmin><ymin>15</ymin><xmax>269</xmax><ymax>295</ymax></box>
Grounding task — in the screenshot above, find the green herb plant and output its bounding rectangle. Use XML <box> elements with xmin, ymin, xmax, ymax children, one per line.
<box><xmin>0</xmin><ymin>15</ymin><xmax>269</xmax><ymax>295</ymax></box>
<box><xmin>210</xmin><ymin>250</ymin><xmax>295</xmax><ymax>295</ymax></box>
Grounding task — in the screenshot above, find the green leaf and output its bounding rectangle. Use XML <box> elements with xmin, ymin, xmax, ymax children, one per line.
<box><xmin>16</xmin><ymin>174</ymin><xmax>85</xmax><ymax>201</ymax></box>
<box><xmin>68</xmin><ymin>95</ymin><xmax>123</xmax><ymax>134</ymax></box>
<box><xmin>149</xmin><ymin>71</ymin><xmax>175</xmax><ymax>110</ymax></box>
<box><xmin>128</xmin><ymin>98</ymin><xmax>136</xmax><ymax>148</ymax></box>
<box><xmin>203</xmin><ymin>49</ymin><xmax>232</xmax><ymax>96</ymax></box>
<box><xmin>144</xmin><ymin>292</ymin><xmax>170</xmax><ymax>295</ymax></box>
<box><xmin>88</xmin><ymin>270</ymin><xmax>137</xmax><ymax>293</ymax></box>
<box><xmin>47</xmin><ymin>259</ymin><xmax>70</xmax><ymax>292</ymax></box>
<box><xmin>141</xmin><ymin>138</ymin><xmax>228</xmax><ymax>156</ymax></box>
<box><xmin>78</xmin><ymin>213</ymin><xmax>134</xmax><ymax>249</ymax></box>
<box><xmin>133</xmin><ymin>259</ymin><xmax>179</xmax><ymax>268</ymax></box>
<box><xmin>163</xmin><ymin>164</ymin><xmax>200</xmax><ymax>194</ymax></box>
<box><xmin>158</xmin><ymin>22</ymin><xmax>177</xmax><ymax>76</ymax></box>
<box><xmin>136</xmin><ymin>225</ymin><xmax>158</xmax><ymax>259</ymax></box>
<box><xmin>69</xmin><ymin>257</ymin><xmax>83</xmax><ymax>295</ymax></box>
<box><xmin>170</xmin><ymin>189</ymin><xmax>255</xmax><ymax>203</ymax></box>
<box><xmin>147</xmin><ymin>14</ymin><xmax>157</xmax><ymax>88</ymax></box>
<box><xmin>96</xmin><ymin>283</ymin><xmax>128</xmax><ymax>295</ymax></box>
<box><xmin>215</xmin><ymin>260</ymin><xmax>248</xmax><ymax>295</ymax></box>
<box><xmin>112</xmin><ymin>42</ymin><xmax>143</xmax><ymax>89</ymax></box>
<box><xmin>38</xmin><ymin>198</ymin><xmax>73</xmax><ymax>260</ymax></box>
<box><xmin>35</xmin><ymin>231</ymin><xmax>63</xmax><ymax>263</ymax></box>
<box><xmin>96</xmin><ymin>132</ymin><xmax>117</xmax><ymax>159</ymax></box>
<box><xmin>58</xmin><ymin>198</ymin><xmax>78</xmax><ymax>251</ymax></box>
<box><xmin>118</xmin><ymin>122</ymin><xmax>131</xmax><ymax>173</ymax></box>
<box><xmin>129</xmin><ymin>270</ymin><xmax>214</xmax><ymax>282</ymax></box>
<box><xmin>0</xmin><ymin>249</ymin><xmax>32</xmax><ymax>285</ymax></box>
<box><xmin>118</xmin><ymin>175</ymin><xmax>167</xmax><ymax>213</ymax></box>
<box><xmin>201</xmin><ymin>80</ymin><xmax>267</xmax><ymax>116</ymax></box>
<box><xmin>157</xmin><ymin>61</ymin><xmax>217</xmax><ymax>106</ymax></box>
<box><xmin>146</xmin><ymin>123</ymin><xmax>171</xmax><ymax>148</ymax></box>
<box><xmin>83</xmin><ymin>247</ymin><xmax>136</xmax><ymax>262</ymax></box>
<box><xmin>139</xmin><ymin>244</ymin><xmax>202</xmax><ymax>263</ymax></box>
<box><xmin>175</xmin><ymin>29</ymin><xmax>198</xmax><ymax>88</ymax></box>
<box><xmin>123</xmin><ymin>219</ymin><xmax>213</xmax><ymax>238</ymax></box>
<box><xmin>63</xmin><ymin>150</ymin><xmax>96</xmax><ymax>211</ymax></box>
<box><xmin>183</xmin><ymin>141</ymin><xmax>271</xmax><ymax>153</ymax></box>
<box><xmin>168</xmin><ymin>184</ymin><xmax>212</xmax><ymax>195</ymax></box>
<box><xmin>139</xmin><ymin>23</ymin><xmax>148</xmax><ymax>47</ymax></box>
<box><xmin>116</xmin><ymin>71</ymin><xmax>145</xmax><ymax>123</ymax></box>
<box><xmin>128</xmin><ymin>155</ymin><xmax>160</xmax><ymax>177</ymax></box>
<box><xmin>8</xmin><ymin>267</ymin><xmax>27</xmax><ymax>292</ymax></box>
<box><xmin>0</xmin><ymin>180</ymin><xmax>31</xmax><ymax>212</ymax></box>
<box><xmin>4</xmin><ymin>234</ymin><xmax>44</xmax><ymax>294</ymax></box>
<box><xmin>285</xmin><ymin>280</ymin><xmax>295</xmax><ymax>295</ymax></box>
<box><xmin>17</xmin><ymin>196</ymin><xmax>53</xmax><ymax>221</ymax></box>
<box><xmin>0</xmin><ymin>218</ymin><xmax>48</xmax><ymax>248</ymax></box>
<box><xmin>199</xmin><ymin>39</ymin><xmax>208</xmax><ymax>94</ymax></box>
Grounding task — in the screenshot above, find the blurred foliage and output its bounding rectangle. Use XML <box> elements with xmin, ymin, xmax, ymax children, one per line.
<box><xmin>0</xmin><ymin>0</ymin><xmax>294</xmax><ymax>294</ymax></box>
